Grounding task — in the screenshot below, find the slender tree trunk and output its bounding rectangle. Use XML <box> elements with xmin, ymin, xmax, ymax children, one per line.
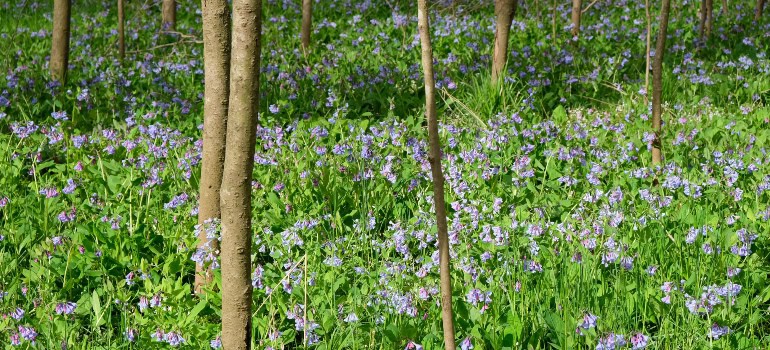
<box><xmin>705</xmin><ymin>0</ymin><xmax>714</xmax><ymax>38</ymax></box>
<box><xmin>756</xmin><ymin>0</ymin><xmax>765</xmax><ymax>20</ymax></box>
<box><xmin>571</xmin><ymin>0</ymin><xmax>582</xmax><ymax>39</ymax></box>
<box><xmin>162</xmin><ymin>0</ymin><xmax>176</xmax><ymax>31</ymax></box>
<box><xmin>721</xmin><ymin>0</ymin><xmax>727</xmax><ymax>15</ymax></box>
<box><xmin>118</xmin><ymin>0</ymin><xmax>125</xmax><ymax>60</ymax></box>
<box><xmin>699</xmin><ymin>0</ymin><xmax>707</xmax><ymax>39</ymax></box>
<box><xmin>416</xmin><ymin>1</ymin><xmax>456</xmax><ymax>349</ymax></box>
<box><xmin>196</xmin><ymin>0</ymin><xmax>232</xmax><ymax>294</ymax></box>
<box><xmin>644</xmin><ymin>0</ymin><xmax>651</xmax><ymax>105</ymax></box>
<box><xmin>51</xmin><ymin>0</ymin><xmax>71</xmax><ymax>83</ymax></box>
<box><xmin>551</xmin><ymin>0</ymin><xmax>557</xmax><ymax>39</ymax></box>
<box><xmin>652</xmin><ymin>0</ymin><xmax>671</xmax><ymax>166</ymax></box>
<box><xmin>220</xmin><ymin>0</ymin><xmax>261</xmax><ymax>348</ymax></box>
<box><xmin>301</xmin><ymin>0</ymin><xmax>312</xmax><ymax>52</ymax></box>
<box><xmin>491</xmin><ymin>0</ymin><xmax>517</xmax><ymax>86</ymax></box>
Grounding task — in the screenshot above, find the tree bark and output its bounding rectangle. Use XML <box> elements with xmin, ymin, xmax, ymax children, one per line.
<box><xmin>644</xmin><ymin>0</ymin><xmax>651</xmax><ymax>105</ymax></box>
<box><xmin>571</xmin><ymin>0</ymin><xmax>582</xmax><ymax>39</ymax></box>
<box><xmin>416</xmin><ymin>1</ymin><xmax>456</xmax><ymax>349</ymax></box>
<box><xmin>196</xmin><ymin>0</ymin><xmax>232</xmax><ymax>294</ymax></box>
<box><xmin>698</xmin><ymin>0</ymin><xmax>707</xmax><ymax>39</ymax></box>
<box><xmin>162</xmin><ymin>0</ymin><xmax>176</xmax><ymax>31</ymax></box>
<box><xmin>652</xmin><ymin>0</ymin><xmax>671</xmax><ymax>166</ymax></box>
<box><xmin>118</xmin><ymin>0</ymin><xmax>125</xmax><ymax>60</ymax></box>
<box><xmin>491</xmin><ymin>0</ymin><xmax>517</xmax><ymax>86</ymax></box>
<box><xmin>220</xmin><ymin>0</ymin><xmax>261</xmax><ymax>348</ymax></box>
<box><xmin>756</xmin><ymin>0</ymin><xmax>765</xmax><ymax>20</ymax></box>
<box><xmin>301</xmin><ymin>0</ymin><xmax>312</xmax><ymax>52</ymax></box>
<box><xmin>705</xmin><ymin>0</ymin><xmax>714</xmax><ymax>38</ymax></box>
<box><xmin>721</xmin><ymin>0</ymin><xmax>727</xmax><ymax>15</ymax></box>
<box><xmin>51</xmin><ymin>0</ymin><xmax>71</xmax><ymax>83</ymax></box>
<box><xmin>551</xmin><ymin>0</ymin><xmax>557</xmax><ymax>39</ymax></box>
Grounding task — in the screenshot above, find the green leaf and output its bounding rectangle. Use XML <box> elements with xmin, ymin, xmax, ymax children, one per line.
<box><xmin>185</xmin><ymin>300</ymin><xmax>208</xmax><ymax>326</ymax></box>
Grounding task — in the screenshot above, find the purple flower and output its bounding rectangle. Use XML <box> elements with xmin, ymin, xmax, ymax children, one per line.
<box><xmin>138</xmin><ymin>296</ymin><xmax>149</xmax><ymax>312</ymax></box>
<box><xmin>150</xmin><ymin>293</ymin><xmax>163</xmax><ymax>308</ymax></box>
<box><xmin>596</xmin><ymin>333</ymin><xmax>625</xmax><ymax>350</ymax></box>
<box><xmin>344</xmin><ymin>312</ymin><xmax>359</xmax><ymax>323</ymax></box>
<box><xmin>63</xmin><ymin>179</ymin><xmax>77</xmax><ymax>194</ymax></box>
<box><xmin>51</xmin><ymin>111</ymin><xmax>68</xmax><ymax>121</ymax></box>
<box><xmin>580</xmin><ymin>313</ymin><xmax>598</xmax><ymax>330</ymax></box>
<box><xmin>405</xmin><ymin>341</ymin><xmax>423</xmax><ymax>350</ymax></box>
<box><xmin>164</xmin><ymin>331</ymin><xmax>185</xmax><ymax>346</ymax></box>
<box><xmin>39</xmin><ymin>187</ymin><xmax>59</xmax><ymax>198</ymax></box>
<box><xmin>164</xmin><ymin>193</ymin><xmax>188</xmax><ymax>210</ymax></box>
<box><xmin>210</xmin><ymin>337</ymin><xmax>222</xmax><ymax>348</ymax></box>
<box><xmin>18</xmin><ymin>326</ymin><xmax>37</xmax><ymax>342</ymax></box>
<box><xmin>11</xmin><ymin>308</ymin><xmax>24</xmax><ymax>320</ymax></box>
<box><xmin>9</xmin><ymin>332</ymin><xmax>20</xmax><ymax>345</ymax></box>
<box><xmin>55</xmin><ymin>301</ymin><xmax>77</xmax><ymax>315</ymax></box>
<box><xmin>125</xmin><ymin>328</ymin><xmax>138</xmax><ymax>342</ymax></box>
<box><xmin>708</xmin><ymin>324</ymin><xmax>730</xmax><ymax>340</ymax></box>
<box><xmin>460</xmin><ymin>337</ymin><xmax>473</xmax><ymax>350</ymax></box>
<box><xmin>151</xmin><ymin>329</ymin><xmax>165</xmax><ymax>342</ymax></box>
<box><xmin>630</xmin><ymin>333</ymin><xmax>649</xmax><ymax>349</ymax></box>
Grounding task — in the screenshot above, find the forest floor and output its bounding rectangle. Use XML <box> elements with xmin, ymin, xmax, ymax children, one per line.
<box><xmin>0</xmin><ymin>0</ymin><xmax>769</xmax><ymax>349</ymax></box>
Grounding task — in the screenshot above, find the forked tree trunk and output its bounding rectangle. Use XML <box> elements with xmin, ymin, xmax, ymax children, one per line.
<box><xmin>416</xmin><ymin>0</ymin><xmax>456</xmax><ymax>349</ymax></box>
<box><xmin>196</xmin><ymin>0</ymin><xmax>232</xmax><ymax>294</ymax></box>
<box><xmin>51</xmin><ymin>0</ymin><xmax>71</xmax><ymax>83</ymax></box>
<box><xmin>220</xmin><ymin>0</ymin><xmax>262</xmax><ymax>349</ymax></box>
<box><xmin>118</xmin><ymin>0</ymin><xmax>125</xmax><ymax>60</ymax></box>
<box><xmin>571</xmin><ymin>0</ymin><xmax>582</xmax><ymax>38</ymax></box>
<box><xmin>652</xmin><ymin>0</ymin><xmax>671</xmax><ymax>166</ymax></box>
<box><xmin>301</xmin><ymin>0</ymin><xmax>312</xmax><ymax>52</ymax></box>
<box><xmin>756</xmin><ymin>0</ymin><xmax>765</xmax><ymax>20</ymax></box>
<box><xmin>162</xmin><ymin>0</ymin><xmax>176</xmax><ymax>31</ymax></box>
<box><xmin>491</xmin><ymin>0</ymin><xmax>517</xmax><ymax>86</ymax></box>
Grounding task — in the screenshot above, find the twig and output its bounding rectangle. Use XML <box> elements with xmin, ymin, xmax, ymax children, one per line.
<box><xmin>162</xmin><ymin>30</ymin><xmax>200</xmax><ymax>40</ymax></box>
<box><xmin>125</xmin><ymin>40</ymin><xmax>202</xmax><ymax>54</ymax></box>
<box><xmin>582</xmin><ymin>0</ymin><xmax>601</xmax><ymax>13</ymax></box>
<box><xmin>439</xmin><ymin>88</ymin><xmax>489</xmax><ymax>130</ymax></box>
<box><xmin>252</xmin><ymin>256</ymin><xmax>306</xmax><ymax>316</ymax></box>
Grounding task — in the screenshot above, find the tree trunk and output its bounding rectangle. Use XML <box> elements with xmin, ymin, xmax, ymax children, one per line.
<box><xmin>118</xmin><ymin>0</ymin><xmax>125</xmax><ymax>60</ymax></box>
<box><xmin>162</xmin><ymin>0</ymin><xmax>176</xmax><ymax>31</ymax></box>
<box><xmin>551</xmin><ymin>0</ymin><xmax>557</xmax><ymax>39</ymax></box>
<box><xmin>301</xmin><ymin>0</ymin><xmax>312</xmax><ymax>52</ymax></box>
<box><xmin>721</xmin><ymin>0</ymin><xmax>727</xmax><ymax>15</ymax></box>
<box><xmin>705</xmin><ymin>0</ymin><xmax>714</xmax><ymax>38</ymax></box>
<box><xmin>756</xmin><ymin>0</ymin><xmax>765</xmax><ymax>20</ymax></box>
<box><xmin>416</xmin><ymin>1</ymin><xmax>456</xmax><ymax>349</ymax></box>
<box><xmin>220</xmin><ymin>0</ymin><xmax>262</xmax><ymax>348</ymax></box>
<box><xmin>644</xmin><ymin>0</ymin><xmax>651</xmax><ymax>105</ymax></box>
<box><xmin>652</xmin><ymin>0</ymin><xmax>671</xmax><ymax>166</ymax></box>
<box><xmin>571</xmin><ymin>0</ymin><xmax>582</xmax><ymax>39</ymax></box>
<box><xmin>491</xmin><ymin>0</ymin><xmax>517</xmax><ymax>86</ymax></box>
<box><xmin>698</xmin><ymin>0</ymin><xmax>707</xmax><ymax>39</ymax></box>
<box><xmin>51</xmin><ymin>0</ymin><xmax>71</xmax><ymax>83</ymax></box>
<box><xmin>196</xmin><ymin>0</ymin><xmax>232</xmax><ymax>294</ymax></box>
